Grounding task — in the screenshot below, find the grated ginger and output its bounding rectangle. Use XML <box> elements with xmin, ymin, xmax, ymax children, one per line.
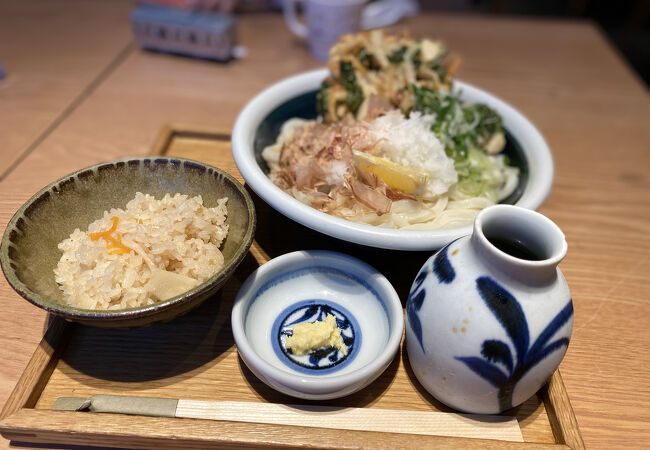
<box><xmin>285</xmin><ymin>314</ymin><xmax>347</xmax><ymax>356</ymax></box>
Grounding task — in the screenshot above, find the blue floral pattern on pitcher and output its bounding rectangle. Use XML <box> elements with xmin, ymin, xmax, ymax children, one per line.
<box><xmin>407</xmin><ymin>240</ymin><xmax>456</xmax><ymax>351</ymax></box>
<box><xmin>456</xmin><ymin>276</ymin><xmax>573</xmax><ymax>411</ymax></box>
<box><xmin>407</xmin><ymin>243</ymin><xmax>573</xmax><ymax>411</ymax></box>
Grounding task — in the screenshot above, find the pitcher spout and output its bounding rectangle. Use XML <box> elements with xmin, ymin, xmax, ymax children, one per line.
<box><xmin>471</xmin><ymin>205</ymin><xmax>568</xmax><ymax>285</ymax></box>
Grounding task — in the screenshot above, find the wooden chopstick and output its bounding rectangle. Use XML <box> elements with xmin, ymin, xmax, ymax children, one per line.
<box><xmin>53</xmin><ymin>395</ymin><xmax>523</xmax><ymax>442</ymax></box>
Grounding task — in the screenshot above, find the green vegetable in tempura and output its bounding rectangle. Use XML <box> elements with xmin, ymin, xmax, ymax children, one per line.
<box><xmin>340</xmin><ymin>61</ymin><xmax>363</xmax><ymax>115</ymax></box>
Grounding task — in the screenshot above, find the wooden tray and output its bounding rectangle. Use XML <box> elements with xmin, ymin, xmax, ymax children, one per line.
<box><xmin>0</xmin><ymin>125</ymin><xmax>584</xmax><ymax>449</ymax></box>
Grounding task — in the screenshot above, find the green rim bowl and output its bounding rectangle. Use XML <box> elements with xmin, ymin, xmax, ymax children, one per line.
<box><xmin>0</xmin><ymin>157</ymin><xmax>256</xmax><ymax>328</ymax></box>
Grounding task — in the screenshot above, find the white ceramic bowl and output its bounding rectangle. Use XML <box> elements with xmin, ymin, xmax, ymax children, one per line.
<box><xmin>231</xmin><ymin>250</ymin><xmax>404</xmax><ymax>400</ymax></box>
<box><xmin>232</xmin><ymin>68</ymin><xmax>553</xmax><ymax>251</ymax></box>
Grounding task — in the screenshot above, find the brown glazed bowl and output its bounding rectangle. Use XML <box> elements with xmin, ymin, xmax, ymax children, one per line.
<box><xmin>0</xmin><ymin>157</ymin><xmax>256</xmax><ymax>328</ymax></box>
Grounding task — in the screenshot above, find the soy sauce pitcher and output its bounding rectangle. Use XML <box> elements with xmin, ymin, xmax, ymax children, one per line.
<box><xmin>405</xmin><ymin>205</ymin><xmax>573</xmax><ymax>413</ymax></box>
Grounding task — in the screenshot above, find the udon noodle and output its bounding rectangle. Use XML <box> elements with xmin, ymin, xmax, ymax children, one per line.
<box><xmin>262</xmin><ymin>30</ymin><xmax>519</xmax><ymax>230</ymax></box>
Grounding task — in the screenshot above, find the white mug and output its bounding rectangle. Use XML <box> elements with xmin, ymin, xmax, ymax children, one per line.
<box><xmin>283</xmin><ymin>0</ymin><xmax>367</xmax><ymax>60</ymax></box>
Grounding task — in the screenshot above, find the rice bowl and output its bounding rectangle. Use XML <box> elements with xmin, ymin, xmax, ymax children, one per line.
<box><xmin>0</xmin><ymin>157</ymin><xmax>256</xmax><ymax>328</ymax></box>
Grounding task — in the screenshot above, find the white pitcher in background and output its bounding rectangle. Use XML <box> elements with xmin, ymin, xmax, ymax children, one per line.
<box><xmin>283</xmin><ymin>0</ymin><xmax>419</xmax><ymax>60</ymax></box>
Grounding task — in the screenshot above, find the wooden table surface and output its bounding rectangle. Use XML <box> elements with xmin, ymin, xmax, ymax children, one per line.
<box><xmin>1</xmin><ymin>1</ymin><xmax>649</xmax><ymax>448</ymax></box>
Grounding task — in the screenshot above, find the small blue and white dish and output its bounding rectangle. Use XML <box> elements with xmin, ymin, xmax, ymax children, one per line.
<box><xmin>231</xmin><ymin>250</ymin><xmax>403</xmax><ymax>400</ymax></box>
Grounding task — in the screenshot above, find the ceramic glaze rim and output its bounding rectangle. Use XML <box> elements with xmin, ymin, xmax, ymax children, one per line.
<box><xmin>232</xmin><ymin>68</ymin><xmax>554</xmax><ymax>251</ymax></box>
<box><xmin>231</xmin><ymin>250</ymin><xmax>404</xmax><ymax>399</ymax></box>
<box><xmin>472</xmin><ymin>205</ymin><xmax>567</xmax><ymax>282</ymax></box>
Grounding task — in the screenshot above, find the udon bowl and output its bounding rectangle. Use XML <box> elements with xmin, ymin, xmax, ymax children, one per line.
<box><xmin>232</xmin><ymin>68</ymin><xmax>553</xmax><ymax>251</ymax></box>
<box><xmin>0</xmin><ymin>157</ymin><xmax>256</xmax><ymax>328</ymax></box>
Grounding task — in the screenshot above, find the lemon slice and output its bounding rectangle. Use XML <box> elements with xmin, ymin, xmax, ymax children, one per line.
<box><xmin>353</xmin><ymin>150</ymin><xmax>429</xmax><ymax>196</ymax></box>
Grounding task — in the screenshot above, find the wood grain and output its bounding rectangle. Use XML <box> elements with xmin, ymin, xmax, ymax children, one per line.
<box><xmin>174</xmin><ymin>400</ymin><xmax>524</xmax><ymax>441</ymax></box>
<box><xmin>0</xmin><ymin>409</ymin><xmax>568</xmax><ymax>450</ymax></box>
<box><xmin>543</xmin><ymin>371</ymin><xmax>585</xmax><ymax>449</ymax></box>
<box><xmin>28</xmin><ymin>273</ymin><xmax>555</xmax><ymax>445</ymax></box>
<box><xmin>0</xmin><ymin>0</ymin><xmax>133</xmax><ymax>178</ymax></box>
<box><xmin>49</xmin><ymin>395</ymin><xmax>524</xmax><ymax>442</ymax></box>
<box><xmin>0</xmin><ymin>129</ymin><xmax>563</xmax><ymax>447</ymax></box>
<box><xmin>0</xmin><ymin>319</ymin><xmax>69</xmax><ymax>420</ymax></box>
<box><xmin>0</xmin><ymin>8</ymin><xmax>648</xmax><ymax>449</ymax></box>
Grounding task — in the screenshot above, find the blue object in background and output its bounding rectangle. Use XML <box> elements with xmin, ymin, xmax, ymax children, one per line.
<box><xmin>0</xmin><ymin>62</ymin><xmax>5</xmax><ymax>80</ymax></box>
<box><xmin>131</xmin><ymin>4</ymin><xmax>236</xmax><ymax>61</ymax></box>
